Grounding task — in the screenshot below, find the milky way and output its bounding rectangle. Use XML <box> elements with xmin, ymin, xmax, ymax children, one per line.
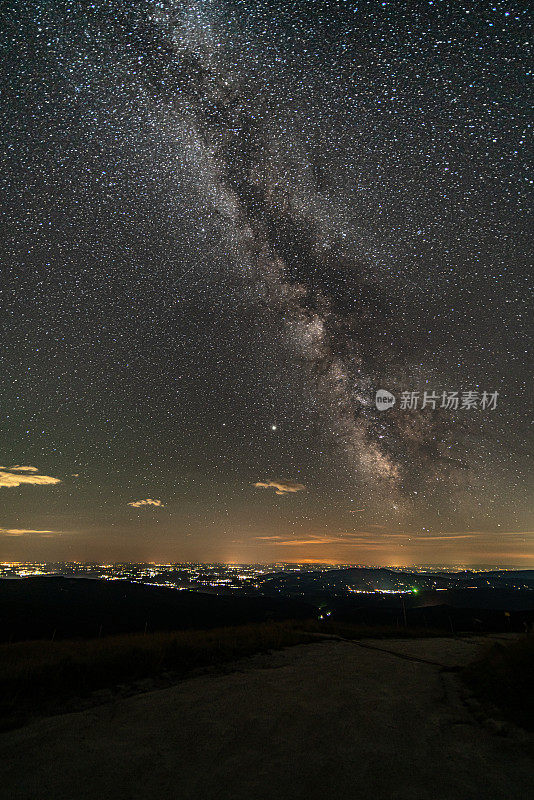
<box><xmin>1</xmin><ymin>1</ymin><xmax>532</xmax><ymax>562</ymax></box>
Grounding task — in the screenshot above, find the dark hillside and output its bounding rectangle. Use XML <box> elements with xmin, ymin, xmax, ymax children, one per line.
<box><xmin>0</xmin><ymin>577</ymin><xmax>314</xmax><ymax>642</ymax></box>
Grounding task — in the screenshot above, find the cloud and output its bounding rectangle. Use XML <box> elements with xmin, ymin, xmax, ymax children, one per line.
<box><xmin>255</xmin><ymin>536</ymin><xmax>284</xmax><ymax>542</ymax></box>
<box><xmin>256</xmin><ymin>532</ymin><xmax>393</xmax><ymax>547</ymax></box>
<box><xmin>253</xmin><ymin>480</ymin><xmax>306</xmax><ymax>496</ymax></box>
<box><xmin>8</xmin><ymin>465</ymin><xmax>39</xmax><ymax>473</ymax></box>
<box><xmin>0</xmin><ymin>469</ymin><xmax>61</xmax><ymax>488</ymax></box>
<box><xmin>272</xmin><ymin>538</ymin><xmax>338</xmax><ymax>546</ymax></box>
<box><xmin>127</xmin><ymin>498</ymin><xmax>164</xmax><ymax>508</ymax></box>
<box><xmin>256</xmin><ymin>534</ymin><xmax>355</xmax><ymax>546</ymax></box>
<box><xmin>0</xmin><ymin>528</ymin><xmax>57</xmax><ymax>536</ymax></box>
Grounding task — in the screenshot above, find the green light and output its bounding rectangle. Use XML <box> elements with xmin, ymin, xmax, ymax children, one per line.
<box><xmin>412</xmin><ymin>587</ymin><xmax>419</xmax><ymax>594</ymax></box>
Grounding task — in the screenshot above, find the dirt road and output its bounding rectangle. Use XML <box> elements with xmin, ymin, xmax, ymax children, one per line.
<box><xmin>1</xmin><ymin>636</ymin><xmax>532</xmax><ymax>799</ymax></box>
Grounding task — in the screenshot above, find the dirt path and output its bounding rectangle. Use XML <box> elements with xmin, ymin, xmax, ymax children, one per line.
<box><xmin>1</xmin><ymin>636</ymin><xmax>532</xmax><ymax>800</ymax></box>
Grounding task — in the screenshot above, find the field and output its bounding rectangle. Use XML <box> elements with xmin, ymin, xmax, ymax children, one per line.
<box><xmin>462</xmin><ymin>634</ymin><xmax>534</xmax><ymax>730</ymax></box>
<box><xmin>2</xmin><ymin>634</ymin><xmax>533</xmax><ymax>799</ymax></box>
<box><xmin>0</xmin><ymin>618</ymin><xmax>456</xmax><ymax>730</ymax></box>
<box><xmin>3</xmin><ymin>617</ymin><xmax>532</xmax><ymax>734</ymax></box>
<box><xmin>0</xmin><ymin>620</ymin><xmax>318</xmax><ymax>729</ymax></box>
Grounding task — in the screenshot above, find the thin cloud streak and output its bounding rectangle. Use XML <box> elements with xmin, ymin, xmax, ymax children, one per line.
<box><xmin>0</xmin><ymin>528</ymin><xmax>58</xmax><ymax>536</ymax></box>
<box><xmin>253</xmin><ymin>480</ymin><xmax>306</xmax><ymax>496</ymax></box>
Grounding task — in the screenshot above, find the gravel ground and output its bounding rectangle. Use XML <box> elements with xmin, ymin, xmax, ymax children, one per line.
<box><xmin>1</xmin><ymin>635</ymin><xmax>532</xmax><ymax>800</ymax></box>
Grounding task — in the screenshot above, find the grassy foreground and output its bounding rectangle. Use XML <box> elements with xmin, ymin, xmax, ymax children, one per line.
<box><xmin>0</xmin><ymin>621</ymin><xmax>320</xmax><ymax>730</ymax></box>
<box><xmin>462</xmin><ymin>635</ymin><xmax>534</xmax><ymax>731</ymax></box>
<box><xmin>0</xmin><ymin>619</ymin><xmax>453</xmax><ymax>730</ymax></box>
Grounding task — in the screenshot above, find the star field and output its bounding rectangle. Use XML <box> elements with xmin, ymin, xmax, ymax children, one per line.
<box><xmin>0</xmin><ymin>1</ymin><xmax>532</xmax><ymax>564</ymax></box>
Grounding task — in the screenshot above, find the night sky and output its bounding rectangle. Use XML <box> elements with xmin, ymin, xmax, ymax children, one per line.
<box><xmin>1</xmin><ymin>0</ymin><xmax>532</xmax><ymax>565</ymax></box>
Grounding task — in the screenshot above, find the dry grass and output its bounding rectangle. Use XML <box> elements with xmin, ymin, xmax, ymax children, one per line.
<box><xmin>307</xmin><ymin>620</ymin><xmax>450</xmax><ymax>639</ymax></box>
<box><xmin>0</xmin><ymin>621</ymin><xmax>315</xmax><ymax>729</ymax></box>
<box><xmin>0</xmin><ymin>618</ymin><xmax>457</xmax><ymax>731</ymax></box>
<box><xmin>462</xmin><ymin>635</ymin><xmax>534</xmax><ymax>730</ymax></box>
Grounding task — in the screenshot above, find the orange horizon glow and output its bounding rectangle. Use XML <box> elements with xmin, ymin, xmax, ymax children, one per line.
<box><xmin>0</xmin><ymin>523</ymin><xmax>532</xmax><ymax>568</ymax></box>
